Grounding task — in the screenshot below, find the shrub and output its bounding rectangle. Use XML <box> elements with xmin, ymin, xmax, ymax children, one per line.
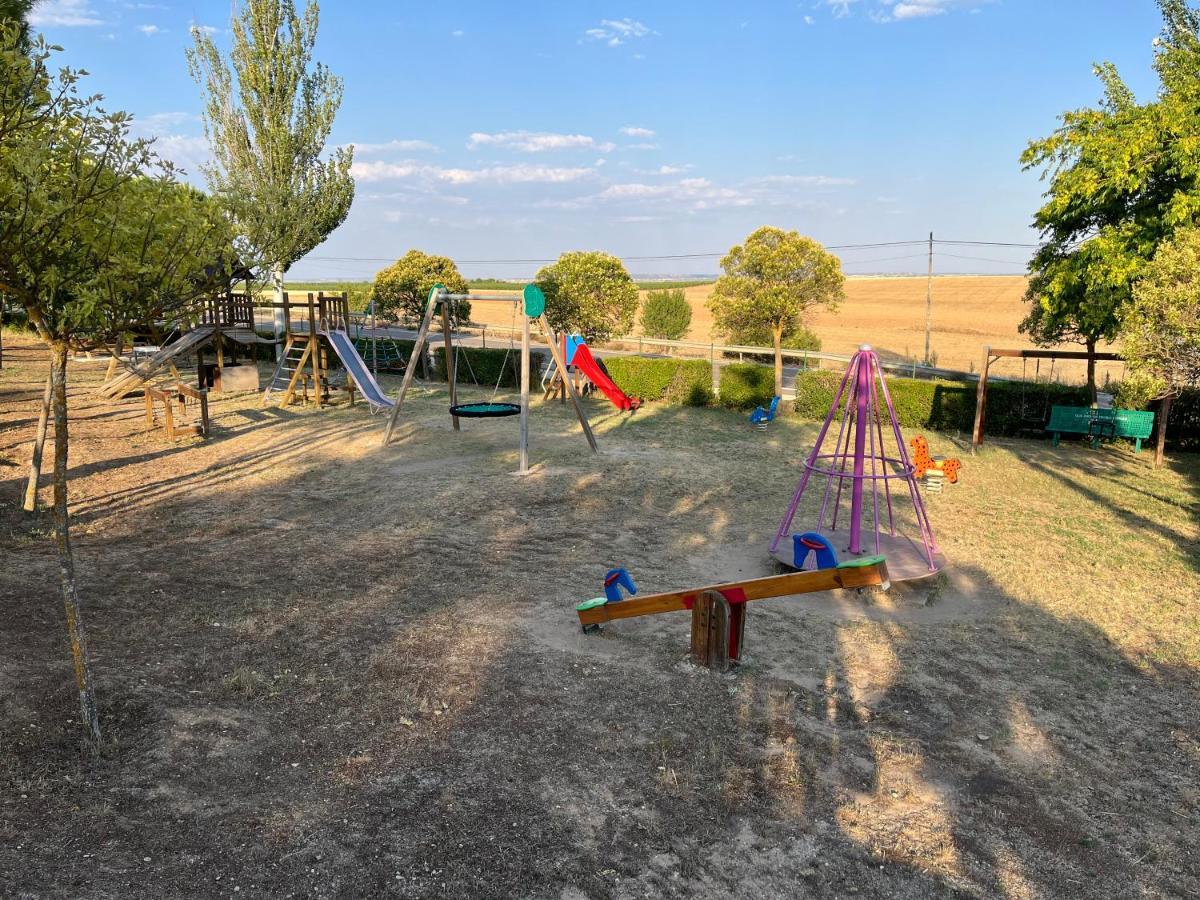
<box><xmin>793</xmin><ymin>370</ymin><xmax>1091</xmax><ymax>436</ymax></box>
<box><xmin>371</xmin><ymin>250</ymin><xmax>471</xmax><ymax>326</ymax></box>
<box><xmin>639</xmin><ymin>289</ymin><xmax>692</xmax><ymax>340</ymax></box>
<box><xmin>718</xmin><ymin>363</ymin><xmax>776</xmax><ymax>410</ymax></box>
<box><xmin>535</xmin><ymin>251</ymin><xmax>639</xmax><ymax>342</ymax></box>
<box><xmin>602</xmin><ymin>357</ymin><xmax>713</xmax><ymax>406</ymax></box>
<box><xmin>431</xmin><ymin>345</ymin><xmax>543</xmax><ymax>389</ymax></box>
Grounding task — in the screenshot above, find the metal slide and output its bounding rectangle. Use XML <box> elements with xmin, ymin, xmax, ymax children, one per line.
<box><xmin>322</xmin><ymin>328</ymin><xmax>396</xmax><ymax>410</ymax></box>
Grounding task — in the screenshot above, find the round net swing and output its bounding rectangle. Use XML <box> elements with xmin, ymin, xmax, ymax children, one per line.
<box><xmin>449</xmin><ymin>402</ymin><xmax>521</xmax><ymax>418</ymax></box>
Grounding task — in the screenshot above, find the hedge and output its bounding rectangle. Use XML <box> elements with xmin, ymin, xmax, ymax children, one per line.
<box><xmin>718</xmin><ymin>363</ymin><xmax>776</xmax><ymax>410</ymax></box>
<box><xmin>431</xmin><ymin>345</ymin><xmax>543</xmax><ymax>389</ymax></box>
<box><xmin>793</xmin><ymin>369</ymin><xmax>1094</xmax><ymax>437</ymax></box>
<box><xmin>602</xmin><ymin>356</ymin><xmax>713</xmax><ymax>406</ymax></box>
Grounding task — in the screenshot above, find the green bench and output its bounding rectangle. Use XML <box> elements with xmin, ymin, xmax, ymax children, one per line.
<box><xmin>1046</xmin><ymin>405</ymin><xmax>1156</xmax><ymax>452</ymax></box>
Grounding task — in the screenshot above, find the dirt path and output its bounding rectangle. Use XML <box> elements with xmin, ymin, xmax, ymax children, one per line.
<box><xmin>1</xmin><ymin>334</ymin><xmax>1197</xmax><ymax>898</ymax></box>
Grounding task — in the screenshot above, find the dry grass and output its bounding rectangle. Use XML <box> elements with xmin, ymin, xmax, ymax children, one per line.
<box><xmin>1</xmin><ymin>332</ymin><xmax>1197</xmax><ymax>898</ymax></box>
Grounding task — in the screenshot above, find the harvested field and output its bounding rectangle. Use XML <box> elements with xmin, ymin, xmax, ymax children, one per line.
<box><xmin>464</xmin><ymin>276</ymin><xmax>1126</xmax><ymax>387</ymax></box>
<box><xmin>1</xmin><ymin>332</ymin><xmax>1197</xmax><ymax>898</ymax></box>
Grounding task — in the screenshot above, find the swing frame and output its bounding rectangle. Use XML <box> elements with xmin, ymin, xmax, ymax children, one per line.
<box><xmin>381</xmin><ymin>284</ymin><xmax>598</xmax><ymax>475</ymax></box>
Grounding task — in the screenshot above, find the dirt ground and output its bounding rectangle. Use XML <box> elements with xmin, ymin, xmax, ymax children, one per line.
<box><xmin>1</xmin><ymin>332</ymin><xmax>1198</xmax><ymax>899</ymax></box>
<box><xmin>466</xmin><ymin>276</ymin><xmax>1123</xmax><ymax>387</ymax></box>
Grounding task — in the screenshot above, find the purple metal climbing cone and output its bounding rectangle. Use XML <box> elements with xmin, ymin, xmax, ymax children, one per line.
<box><xmin>770</xmin><ymin>346</ymin><xmax>942</xmax><ymax>580</ymax></box>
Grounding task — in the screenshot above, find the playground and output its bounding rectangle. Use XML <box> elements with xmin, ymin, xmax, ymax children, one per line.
<box><xmin>1</xmin><ymin>331</ymin><xmax>1198</xmax><ymax>898</ymax></box>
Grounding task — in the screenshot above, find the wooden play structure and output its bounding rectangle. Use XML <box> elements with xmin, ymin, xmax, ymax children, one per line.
<box><xmin>143</xmin><ymin>382</ymin><xmax>210</xmax><ymax>441</ymax></box>
<box><xmin>97</xmin><ymin>280</ymin><xmax>266</xmax><ymax>400</ymax></box>
<box><xmin>382</xmin><ymin>284</ymin><xmax>598</xmax><ymax>475</ymax></box>
<box><xmin>576</xmin><ymin>558</ymin><xmax>891</xmax><ymax>672</ymax></box>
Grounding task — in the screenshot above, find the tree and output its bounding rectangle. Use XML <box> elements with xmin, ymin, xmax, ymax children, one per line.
<box><xmin>188</xmin><ymin>0</ymin><xmax>354</xmax><ymax>349</ymax></box>
<box><xmin>707</xmin><ymin>226</ymin><xmax>844</xmax><ymax>396</ymax></box>
<box><xmin>0</xmin><ymin>28</ymin><xmax>231</xmax><ymax>745</ymax></box>
<box><xmin>639</xmin><ymin>288</ymin><xmax>692</xmax><ymax>340</ymax></box>
<box><xmin>0</xmin><ymin>1</ymin><xmax>32</xmax><ymax>47</ymax></box>
<box><xmin>371</xmin><ymin>250</ymin><xmax>470</xmax><ymax>326</ymax></box>
<box><xmin>1021</xmin><ymin>0</ymin><xmax>1200</xmax><ymax>401</ymax></box>
<box><xmin>1121</xmin><ymin>228</ymin><xmax>1200</xmax><ymax>466</ymax></box>
<box><xmin>535</xmin><ymin>251</ymin><xmax>639</xmax><ymax>343</ymax></box>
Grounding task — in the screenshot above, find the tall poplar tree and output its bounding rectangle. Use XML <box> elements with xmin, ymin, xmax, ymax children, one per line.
<box><xmin>188</xmin><ymin>0</ymin><xmax>354</xmax><ymax>347</ymax></box>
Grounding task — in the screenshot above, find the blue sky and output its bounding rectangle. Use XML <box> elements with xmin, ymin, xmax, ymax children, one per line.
<box><xmin>29</xmin><ymin>0</ymin><xmax>1168</xmax><ymax>280</ymax></box>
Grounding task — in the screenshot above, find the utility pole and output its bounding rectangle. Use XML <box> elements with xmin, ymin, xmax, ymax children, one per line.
<box><xmin>923</xmin><ymin>231</ymin><xmax>934</xmax><ymax>366</ymax></box>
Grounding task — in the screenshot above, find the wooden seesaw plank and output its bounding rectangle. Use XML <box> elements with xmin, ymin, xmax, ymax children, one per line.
<box><xmin>576</xmin><ymin>559</ymin><xmax>890</xmax><ymax>627</ymax></box>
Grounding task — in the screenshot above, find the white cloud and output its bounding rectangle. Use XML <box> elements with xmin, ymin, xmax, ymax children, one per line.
<box><xmin>637</xmin><ymin>164</ymin><xmax>693</xmax><ymax>176</ymax></box>
<box><xmin>128</xmin><ymin>112</ymin><xmax>209</xmax><ymax>176</ymax></box>
<box><xmin>467</xmin><ymin>131</ymin><xmax>615</xmax><ymax>153</ymax></box>
<box><xmin>624</xmin><ymin>142</ymin><xmax>660</xmax><ymax>151</ymax></box>
<box><xmin>583</xmin><ymin>18</ymin><xmax>655</xmax><ymax>47</ymax></box>
<box><xmin>191</xmin><ymin>24</ymin><xmax>218</xmax><ymax>36</ymax></box>
<box><xmin>804</xmin><ymin>15</ymin><xmax>815</xmax><ymax>25</ymax></box>
<box><xmin>451</xmin><ymin>29</ymin><xmax>464</xmax><ymax>37</ymax></box>
<box><xmin>620</xmin><ymin>126</ymin><xmax>655</xmax><ymax>138</ymax></box>
<box><xmin>825</xmin><ymin>0</ymin><xmax>860</xmax><ymax>18</ymax></box>
<box><xmin>352</xmin><ymin>160</ymin><xmax>596</xmax><ymax>185</ymax></box>
<box><xmin>138</xmin><ymin>24</ymin><xmax>163</xmax><ymax>36</ymax></box>
<box><xmin>745</xmin><ymin>174</ymin><xmax>858</xmax><ymax>187</ymax></box>
<box><xmin>29</xmin><ymin>0</ymin><xmax>103</xmax><ymax>26</ymax></box>
<box><xmin>872</xmin><ymin>1</ymin><xmax>988</xmax><ymax>22</ymax></box>
<box><xmin>347</xmin><ymin>139</ymin><xmax>439</xmax><ymax>154</ymax></box>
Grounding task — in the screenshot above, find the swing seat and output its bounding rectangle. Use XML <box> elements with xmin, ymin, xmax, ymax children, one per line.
<box><xmin>449</xmin><ymin>402</ymin><xmax>521</xmax><ymax>418</ymax></box>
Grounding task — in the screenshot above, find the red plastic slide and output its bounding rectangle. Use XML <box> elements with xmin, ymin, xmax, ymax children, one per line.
<box><xmin>571</xmin><ymin>344</ymin><xmax>638</xmax><ymax>411</ymax></box>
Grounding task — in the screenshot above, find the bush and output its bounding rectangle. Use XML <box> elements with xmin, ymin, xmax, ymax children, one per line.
<box><xmin>793</xmin><ymin>370</ymin><xmax>1092</xmax><ymax>436</ymax></box>
<box><xmin>602</xmin><ymin>357</ymin><xmax>713</xmax><ymax>406</ymax></box>
<box><xmin>718</xmin><ymin>363</ymin><xmax>776</xmax><ymax>410</ymax></box>
<box><xmin>639</xmin><ymin>289</ymin><xmax>692</xmax><ymax>340</ymax></box>
<box><xmin>431</xmin><ymin>345</ymin><xmax>543</xmax><ymax>389</ymax></box>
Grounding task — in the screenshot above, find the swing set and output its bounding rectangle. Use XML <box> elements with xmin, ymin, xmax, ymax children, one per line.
<box><xmin>381</xmin><ymin>284</ymin><xmax>598</xmax><ymax>474</ymax></box>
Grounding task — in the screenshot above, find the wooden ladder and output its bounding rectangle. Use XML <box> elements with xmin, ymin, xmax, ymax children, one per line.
<box><xmin>263</xmin><ymin>338</ymin><xmax>309</xmax><ymax>405</ymax></box>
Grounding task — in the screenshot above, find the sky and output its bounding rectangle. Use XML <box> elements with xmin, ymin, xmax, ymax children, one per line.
<box><xmin>27</xmin><ymin>0</ymin><xmax>1170</xmax><ymax>281</ymax></box>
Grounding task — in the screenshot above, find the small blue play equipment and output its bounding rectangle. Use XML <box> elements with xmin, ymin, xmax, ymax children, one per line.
<box><xmin>793</xmin><ymin>532</ymin><xmax>838</xmax><ymax>571</ymax></box>
<box><xmin>564</xmin><ymin>334</ymin><xmax>586</xmax><ymax>368</ymax></box>
<box><xmin>603</xmin><ymin>568</ymin><xmax>638</xmax><ymax>602</ymax></box>
<box><xmin>750</xmin><ymin>395</ymin><xmax>781</xmax><ymax>430</ymax></box>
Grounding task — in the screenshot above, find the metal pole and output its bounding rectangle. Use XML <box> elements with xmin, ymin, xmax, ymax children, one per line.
<box><xmin>519</xmin><ymin>314</ymin><xmax>530</xmax><ymax>474</ymax></box>
<box><xmin>848</xmin><ymin>346</ymin><xmax>872</xmax><ymax>555</ymax></box>
<box><xmin>924</xmin><ymin>231</ymin><xmax>934</xmax><ymax>366</ymax></box>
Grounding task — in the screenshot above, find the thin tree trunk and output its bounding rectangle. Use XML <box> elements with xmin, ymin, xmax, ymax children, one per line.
<box><xmin>1085</xmin><ymin>338</ymin><xmax>1098</xmax><ymax>405</ymax></box>
<box><xmin>102</xmin><ymin>336</ymin><xmax>124</xmax><ymax>386</ymax></box>
<box><xmin>772</xmin><ymin>325</ymin><xmax>784</xmax><ymax>398</ymax></box>
<box><xmin>22</xmin><ymin>364</ymin><xmax>53</xmax><ymax>513</ymax></box>
<box><xmin>49</xmin><ymin>341</ymin><xmax>102</xmax><ymax>747</ymax></box>
<box><xmin>1154</xmin><ymin>395</ymin><xmax>1172</xmax><ymax>470</ymax></box>
<box><xmin>272</xmin><ymin>263</ymin><xmax>286</xmax><ymax>361</ymax></box>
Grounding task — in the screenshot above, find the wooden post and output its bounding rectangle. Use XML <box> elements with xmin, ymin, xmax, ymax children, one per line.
<box><xmin>22</xmin><ymin>366</ymin><xmax>53</xmax><ymax>513</ymax></box>
<box><xmin>519</xmin><ymin>311</ymin><xmax>530</xmax><ymax>474</ymax></box>
<box><xmin>441</xmin><ymin>301</ymin><xmax>460</xmax><ymax>432</ymax></box>
<box><xmin>103</xmin><ymin>336</ymin><xmax>124</xmax><ymax>385</ymax></box>
<box><xmin>382</xmin><ymin>290</ymin><xmax>440</xmax><ymax>446</ymax></box>
<box><xmin>539</xmin><ymin>313</ymin><xmax>598</xmax><ymax>452</ymax></box>
<box><xmin>1154</xmin><ymin>395</ymin><xmax>1172</xmax><ymax>470</ymax></box>
<box><xmin>690</xmin><ymin>591</ymin><xmax>745</xmax><ymax>672</ymax></box>
<box><xmin>971</xmin><ymin>347</ymin><xmax>991</xmax><ymax>452</ymax></box>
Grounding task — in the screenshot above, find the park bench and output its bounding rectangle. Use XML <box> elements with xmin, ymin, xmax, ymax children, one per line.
<box><xmin>1046</xmin><ymin>405</ymin><xmax>1155</xmax><ymax>452</ymax></box>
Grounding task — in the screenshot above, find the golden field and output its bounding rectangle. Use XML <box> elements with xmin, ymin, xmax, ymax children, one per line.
<box><xmin>467</xmin><ymin>275</ymin><xmax>1126</xmax><ymax>387</ymax></box>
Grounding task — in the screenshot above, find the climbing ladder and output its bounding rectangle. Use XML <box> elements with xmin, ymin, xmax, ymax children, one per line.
<box><xmin>262</xmin><ymin>337</ymin><xmax>312</xmax><ymax>405</ymax></box>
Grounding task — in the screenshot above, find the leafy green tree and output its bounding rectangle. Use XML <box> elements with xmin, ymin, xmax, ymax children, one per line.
<box><xmin>0</xmin><ymin>28</ymin><xmax>230</xmax><ymax>745</ymax></box>
<box><xmin>188</xmin><ymin>0</ymin><xmax>354</xmax><ymax>347</ymax></box>
<box><xmin>639</xmin><ymin>288</ymin><xmax>692</xmax><ymax>340</ymax></box>
<box><xmin>371</xmin><ymin>250</ymin><xmax>470</xmax><ymax>325</ymax></box>
<box><xmin>535</xmin><ymin>251</ymin><xmax>639</xmax><ymax>343</ymax></box>
<box><xmin>707</xmin><ymin>226</ymin><xmax>844</xmax><ymax>396</ymax></box>
<box><xmin>1121</xmin><ymin>228</ymin><xmax>1200</xmax><ymax>465</ymax></box>
<box><xmin>0</xmin><ymin>0</ymin><xmax>31</xmax><ymax>46</ymax></box>
<box><xmin>1021</xmin><ymin>0</ymin><xmax>1200</xmax><ymax>400</ymax></box>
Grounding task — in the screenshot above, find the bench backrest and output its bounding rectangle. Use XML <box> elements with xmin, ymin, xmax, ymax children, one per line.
<box><xmin>1047</xmin><ymin>405</ymin><xmax>1155</xmax><ymax>439</ymax></box>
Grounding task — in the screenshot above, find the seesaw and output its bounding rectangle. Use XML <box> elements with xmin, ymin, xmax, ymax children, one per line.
<box><xmin>576</xmin><ymin>538</ymin><xmax>890</xmax><ymax>671</ymax></box>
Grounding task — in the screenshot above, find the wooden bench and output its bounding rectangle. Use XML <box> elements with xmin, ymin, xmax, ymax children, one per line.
<box><xmin>144</xmin><ymin>382</ymin><xmax>210</xmax><ymax>441</ymax></box>
<box><xmin>1046</xmin><ymin>405</ymin><xmax>1155</xmax><ymax>452</ymax></box>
